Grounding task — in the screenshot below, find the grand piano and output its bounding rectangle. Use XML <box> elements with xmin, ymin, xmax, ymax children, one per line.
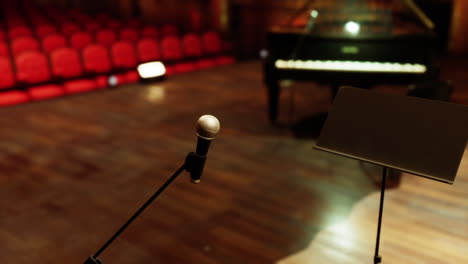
<box><xmin>263</xmin><ymin>0</ymin><xmax>443</xmax><ymax>124</ymax></box>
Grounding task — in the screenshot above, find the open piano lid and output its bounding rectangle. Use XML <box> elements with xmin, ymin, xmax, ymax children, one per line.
<box><xmin>276</xmin><ymin>0</ymin><xmax>435</xmax><ymax>38</ymax></box>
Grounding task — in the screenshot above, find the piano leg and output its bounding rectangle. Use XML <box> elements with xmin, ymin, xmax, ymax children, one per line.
<box><xmin>331</xmin><ymin>84</ymin><xmax>340</xmax><ymax>100</ymax></box>
<box><xmin>266</xmin><ymin>78</ymin><xmax>280</xmax><ymax>124</ymax></box>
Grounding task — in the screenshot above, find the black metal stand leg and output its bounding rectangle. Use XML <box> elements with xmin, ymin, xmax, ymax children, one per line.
<box><xmin>86</xmin><ymin>164</ymin><xmax>187</xmax><ymax>263</ymax></box>
<box><xmin>267</xmin><ymin>79</ymin><xmax>280</xmax><ymax>124</ymax></box>
<box><xmin>374</xmin><ymin>166</ymin><xmax>387</xmax><ymax>264</ymax></box>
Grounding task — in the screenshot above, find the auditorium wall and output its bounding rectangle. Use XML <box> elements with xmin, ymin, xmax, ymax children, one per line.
<box><xmin>29</xmin><ymin>0</ymin><xmax>468</xmax><ymax>55</ymax></box>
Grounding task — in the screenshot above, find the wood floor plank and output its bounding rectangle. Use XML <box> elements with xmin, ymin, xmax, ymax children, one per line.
<box><xmin>0</xmin><ymin>60</ymin><xmax>466</xmax><ymax>263</ymax></box>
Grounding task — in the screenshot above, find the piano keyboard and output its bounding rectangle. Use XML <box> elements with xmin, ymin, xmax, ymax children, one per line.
<box><xmin>274</xmin><ymin>59</ymin><xmax>427</xmax><ymax>74</ymax></box>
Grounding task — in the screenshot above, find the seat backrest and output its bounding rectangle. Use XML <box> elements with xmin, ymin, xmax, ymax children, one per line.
<box><xmin>61</xmin><ymin>22</ymin><xmax>80</xmax><ymax>36</ymax></box>
<box><xmin>96</xmin><ymin>29</ymin><xmax>117</xmax><ymax>46</ymax></box>
<box><xmin>70</xmin><ymin>31</ymin><xmax>93</xmax><ymax>50</ymax></box>
<box><xmin>182</xmin><ymin>33</ymin><xmax>202</xmax><ymax>57</ymax></box>
<box><xmin>41</xmin><ymin>34</ymin><xmax>67</xmax><ymax>53</ymax></box>
<box><xmin>161</xmin><ymin>35</ymin><xmax>183</xmax><ymax>61</ymax></box>
<box><xmin>82</xmin><ymin>44</ymin><xmax>112</xmax><ymax>73</ymax></box>
<box><xmin>110</xmin><ymin>41</ymin><xmax>137</xmax><ymax>68</ymax></box>
<box><xmin>12</xmin><ymin>36</ymin><xmax>40</xmax><ymax>56</ymax></box>
<box><xmin>35</xmin><ymin>24</ymin><xmax>56</xmax><ymax>38</ymax></box>
<box><xmin>9</xmin><ymin>26</ymin><xmax>33</xmax><ymax>39</ymax></box>
<box><xmin>15</xmin><ymin>51</ymin><xmax>52</xmax><ymax>84</ymax></box>
<box><xmin>50</xmin><ymin>47</ymin><xmax>83</xmax><ymax>78</ymax></box>
<box><xmin>202</xmin><ymin>31</ymin><xmax>222</xmax><ymax>54</ymax></box>
<box><xmin>141</xmin><ymin>25</ymin><xmax>158</xmax><ymax>39</ymax></box>
<box><xmin>137</xmin><ymin>38</ymin><xmax>160</xmax><ymax>62</ymax></box>
<box><xmin>120</xmin><ymin>27</ymin><xmax>139</xmax><ymax>42</ymax></box>
<box><xmin>0</xmin><ymin>42</ymin><xmax>10</xmax><ymax>57</ymax></box>
<box><xmin>0</xmin><ymin>56</ymin><xmax>16</xmax><ymax>89</ymax></box>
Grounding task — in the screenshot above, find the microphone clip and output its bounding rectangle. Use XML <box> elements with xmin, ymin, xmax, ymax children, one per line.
<box><xmin>184</xmin><ymin>152</ymin><xmax>207</xmax><ymax>184</ymax></box>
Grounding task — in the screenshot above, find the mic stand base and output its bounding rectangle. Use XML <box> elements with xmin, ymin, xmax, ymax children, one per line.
<box><xmin>83</xmin><ymin>152</ymin><xmax>207</xmax><ymax>264</ymax></box>
<box><xmin>84</xmin><ymin>256</ymin><xmax>102</xmax><ymax>264</ymax></box>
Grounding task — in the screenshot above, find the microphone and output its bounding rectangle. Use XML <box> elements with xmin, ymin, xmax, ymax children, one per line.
<box><xmin>190</xmin><ymin>115</ymin><xmax>220</xmax><ymax>183</ymax></box>
<box><xmin>305</xmin><ymin>9</ymin><xmax>319</xmax><ymax>32</ymax></box>
<box><xmin>83</xmin><ymin>115</ymin><xmax>220</xmax><ymax>264</ymax></box>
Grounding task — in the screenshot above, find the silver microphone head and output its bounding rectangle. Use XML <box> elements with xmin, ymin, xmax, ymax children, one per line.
<box><xmin>196</xmin><ymin>115</ymin><xmax>220</xmax><ymax>140</ymax></box>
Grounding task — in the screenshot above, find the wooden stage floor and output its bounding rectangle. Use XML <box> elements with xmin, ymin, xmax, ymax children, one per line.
<box><xmin>0</xmin><ymin>60</ymin><xmax>466</xmax><ymax>263</ymax></box>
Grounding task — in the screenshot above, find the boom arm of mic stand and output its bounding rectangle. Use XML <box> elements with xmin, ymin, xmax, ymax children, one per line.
<box><xmin>84</xmin><ymin>152</ymin><xmax>206</xmax><ymax>264</ymax></box>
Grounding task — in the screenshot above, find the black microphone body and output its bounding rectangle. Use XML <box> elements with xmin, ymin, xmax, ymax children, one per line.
<box><xmin>189</xmin><ymin>115</ymin><xmax>220</xmax><ymax>183</ymax></box>
<box><xmin>196</xmin><ymin>137</ymin><xmax>212</xmax><ymax>157</ymax></box>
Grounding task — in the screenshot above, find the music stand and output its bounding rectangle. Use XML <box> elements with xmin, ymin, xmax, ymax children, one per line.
<box><xmin>314</xmin><ymin>87</ymin><xmax>468</xmax><ymax>263</ymax></box>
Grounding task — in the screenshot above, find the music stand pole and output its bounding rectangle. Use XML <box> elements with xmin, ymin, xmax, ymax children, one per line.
<box><xmin>374</xmin><ymin>166</ymin><xmax>387</xmax><ymax>264</ymax></box>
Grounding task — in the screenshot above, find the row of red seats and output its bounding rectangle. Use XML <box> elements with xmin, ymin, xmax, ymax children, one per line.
<box><xmin>0</xmin><ymin>32</ymin><xmax>235</xmax><ymax>107</ymax></box>
<box><xmin>0</xmin><ymin>26</ymin><xmax>194</xmax><ymax>57</ymax></box>
<box><xmin>0</xmin><ymin>31</ymin><xmax>233</xmax><ymax>61</ymax></box>
<box><xmin>21</xmin><ymin>5</ymin><xmax>146</xmax><ymax>30</ymax></box>
<box><xmin>0</xmin><ymin>23</ymin><xmax>173</xmax><ymax>41</ymax></box>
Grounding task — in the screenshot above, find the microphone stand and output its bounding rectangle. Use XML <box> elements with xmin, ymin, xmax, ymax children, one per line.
<box><xmin>84</xmin><ymin>152</ymin><xmax>205</xmax><ymax>264</ymax></box>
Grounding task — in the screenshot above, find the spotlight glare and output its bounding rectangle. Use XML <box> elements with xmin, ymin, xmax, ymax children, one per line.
<box><xmin>344</xmin><ymin>21</ymin><xmax>360</xmax><ymax>35</ymax></box>
<box><xmin>137</xmin><ymin>61</ymin><xmax>166</xmax><ymax>79</ymax></box>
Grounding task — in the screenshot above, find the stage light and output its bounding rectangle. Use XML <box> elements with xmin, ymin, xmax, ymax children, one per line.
<box><xmin>344</xmin><ymin>21</ymin><xmax>360</xmax><ymax>35</ymax></box>
<box><xmin>137</xmin><ymin>61</ymin><xmax>166</xmax><ymax>79</ymax></box>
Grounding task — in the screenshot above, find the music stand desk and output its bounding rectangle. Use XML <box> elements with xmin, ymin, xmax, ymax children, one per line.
<box><xmin>314</xmin><ymin>86</ymin><xmax>468</xmax><ymax>263</ymax></box>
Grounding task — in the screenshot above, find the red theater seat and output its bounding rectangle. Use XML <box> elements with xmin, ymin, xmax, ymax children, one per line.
<box><xmin>50</xmin><ymin>47</ymin><xmax>98</xmax><ymax>94</ymax></box>
<box><xmin>128</xmin><ymin>18</ymin><xmax>142</xmax><ymax>28</ymax></box>
<box><xmin>35</xmin><ymin>24</ymin><xmax>56</xmax><ymax>38</ymax></box>
<box><xmin>12</xmin><ymin>36</ymin><xmax>40</xmax><ymax>56</ymax></box>
<box><xmin>61</xmin><ymin>22</ymin><xmax>80</xmax><ymax>36</ymax></box>
<box><xmin>30</xmin><ymin>16</ymin><xmax>50</xmax><ymax>25</ymax></box>
<box><xmin>41</xmin><ymin>34</ymin><xmax>67</xmax><ymax>53</ymax></box>
<box><xmin>15</xmin><ymin>51</ymin><xmax>65</xmax><ymax>99</ymax></box>
<box><xmin>67</xmin><ymin>9</ymin><xmax>84</xmax><ymax>20</ymax></box>
<box><xmin>106</xmin><ymin>19</ymin><xmax>121</xmax><ymax>31</ymax></box>
<box><xmin>70</xmin><ymin>32</ymin><xmax>93</xmax><ymax>50</ymax></box>
<box><xmin>0</xmin><ymin>91</ymin><xmax>29</xmax><ymax>106</ymax></box>
<box><xmin>75</xmin><ymin>14</ymin><xmax>92</xmax><ymax>24</ymax></box>
<box><xmin>96</xmin><ymin>29</ymin><xmax>117</xmax><ymax>46</ymax></box>
<box><xmin>161</xmin><ymin>24</ymin><xmax>178</xmax><ymax>36</ymax></box>
<box><xmin>0</xmin><ymin>30</ymin><xmax>5</xmax><ymax>41</ymax></box>
<box><xmin>0</xmin><ymin>57</ymin><xmax>16</xmax><ymax>90</ymax></box>
<box><xmin>16</xmin><ymin>51</ymin><xmax>53</xmax><ymax>84</ymax></box>
<box><xmin>9</xmin><ymin>26</ymin><xmax>33</xmax><ymax>39</ymax></box>
<box><xmin>141</xmin><ymin>25</ymin><xmax>158</xmax><ymax>39</ymax></box>
<box><xmin>202</xmin><ymin>31</ymin><xmax>235</xmax><ymax>65</ymax></box>
<box><xmin>85</xmin><ymin>21</ymin><xmax>101</xmax><ymax>33</ymax></box>
<box><xmin>137</xmin><ymin>38</ymin><xmax>161</xmax><ymax>62</ymax></box>
<box><xmin>95</xmin><ymin>13</ymin><xmax>111</xmax><ymax>23</ymax></box>
<box><xmin>120</xmin><ymin>27</ymin><xmax>139</xmax><ymax>42</ymax></box>
<box><xmin>28</xmin><ymin>84</ymin><xmax>65</xmax><ymax>100</ymax></box>
<box><xmin>0</xmin><ymin>42</ymin><xmax>10</xmax><ymax>57</ymax></box>
<box><xmin>182</xmin><ymin>33</ymin><xmax>215</xmax><ymax>69</ymax></box>
<box><xmin>161</xmin><ymin>35</ymin><xmax>195</xmax><ymax>74</ymax></box>
<box><xmin>82</xmin><ymin>44</ymin><xmax>112</xmax><ymax>88</ymax></box>
<box><xmin>110</xmin><ymin>41</ymin><xmax>139</xmax><ymax>84</ymax></box>
<box><xmin>6</xmin><ymin>19</ymin><xmax>27</xmax><ymax>28</ymax></box>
